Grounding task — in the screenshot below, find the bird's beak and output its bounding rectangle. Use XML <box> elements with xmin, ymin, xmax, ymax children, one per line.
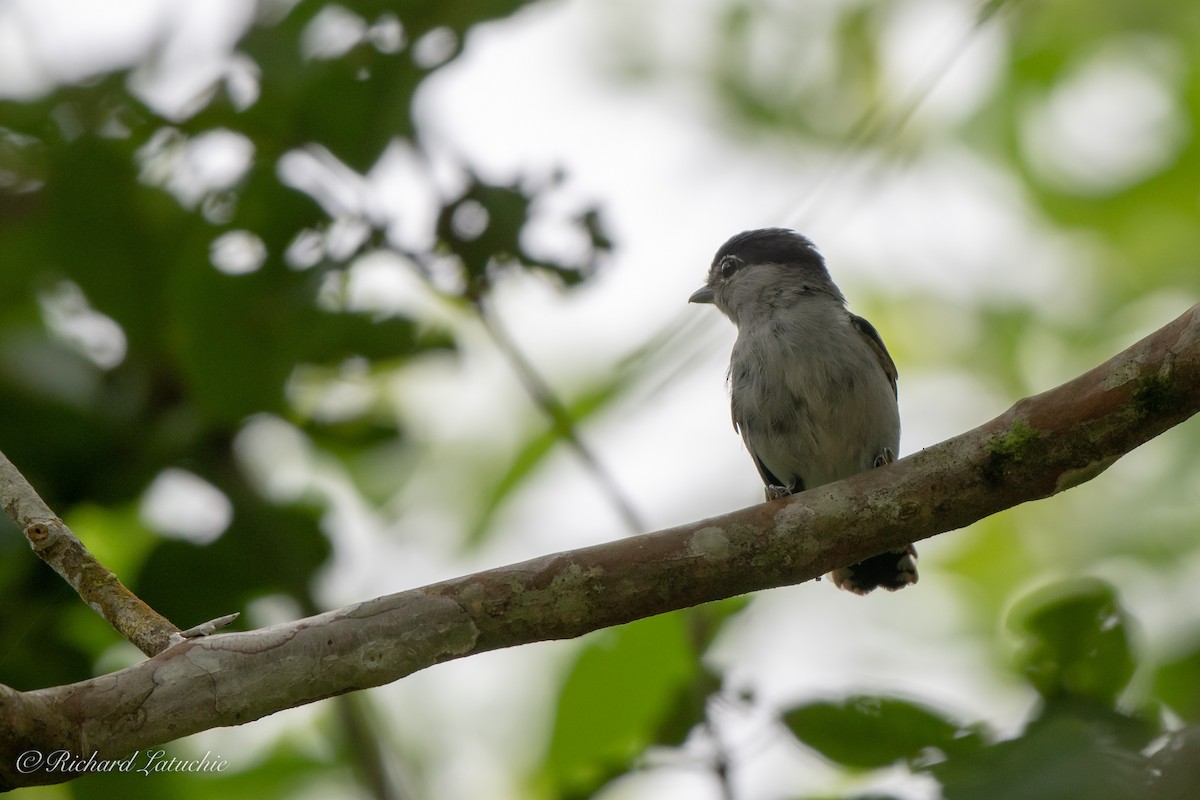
<box><xmin>689</xmin><ymin>285</ymin><xmax>715</xmax><ymax>304</ymax></box>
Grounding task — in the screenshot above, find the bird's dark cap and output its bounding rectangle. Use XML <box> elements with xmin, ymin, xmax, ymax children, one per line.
<box><xmin>712</xmin><ymin>228</ymin><xmax>825</xmax><ymax>269</ymax></box>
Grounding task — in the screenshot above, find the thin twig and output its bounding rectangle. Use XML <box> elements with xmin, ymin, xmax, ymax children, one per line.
<box><xmin>476</xmin><ymin>305</ymin><xmax>647</xmax><ymax>534</ymax></box>
<box><xmin>396</xmin><ymin>247</ymin><xmax>647</xmax><ymax>535</ymax></box>
<box><xmin>334</xmin><ymin>694</ymin><xmax>412</xmax><ymax>800</ymax></box>
<box><xmin>782</xmin><ymin>0</ymin><xmax>1015</xmax><ymax>228</ymax></box>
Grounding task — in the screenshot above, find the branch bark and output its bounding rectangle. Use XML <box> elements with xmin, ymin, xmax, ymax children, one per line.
<box><xmin>2</xmin><ymin>304</ymin><xmax>1198</xmax><ymax>791</ymax></box>
<box><xmin>0</xmin><ymin>451</ymin><xmax>180</xmax><ymax>657</ymax></box>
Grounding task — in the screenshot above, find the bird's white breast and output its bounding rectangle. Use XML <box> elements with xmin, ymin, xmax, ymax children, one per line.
<box><xmin>729</xmin><ymin>301</ymin><xmax>899</xmax><ymax>491</ymax></box>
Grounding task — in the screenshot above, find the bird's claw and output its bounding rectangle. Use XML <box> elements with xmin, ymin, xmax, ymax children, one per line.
<box><xmin>764</xmin><ymin>484</ymin><xmax>792</xmax><ymax>501</ymax></box>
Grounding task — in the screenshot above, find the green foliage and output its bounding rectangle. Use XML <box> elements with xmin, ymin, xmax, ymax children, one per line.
<box><xmin>1008</xmin><ymin>578</ymin><xmax>1135</xmax><ymax>704</ymax></box>
<box><xmin>0</xmin><ymin>0</ymin><xmax>620</xmax><ymax>790</ymax></box>
<box><xmin>1152</xmin><ymin>640</ymin><xmax>1200</xmax><ymax>723</ymax></box>
<box><xmin>466</xmin><ymin>379</ymin><xmax>626</xmax><ymax>547</ymax></box>
<box><xmin>530</xmin><ymin>579</ymin><xmax>1196</xmax><ymax>799</ymax></box>
<box><xmin>0</xmin><ymin>0</ymin><xmax>603</xmax><ymax>760</ymax></box>
<box><xmin>775</xmin><ymin>579</ymin><xmax>1193</xmax><ymax>800</ymax></box>
<box><xmin>541</xmin><ymin>612</ymin><xmax>702</xmax><ymax>798</ymax></box>
<box><xmin>538</xmin><ymin>599</ymin><xmax>745</xmax><ymax>798</ymax></box>
<box><xmin>783</xmin><ymin>696</ymin><xmax>985</xmax><ymax>770</ymax></box>
<box><xmin>464</xmin><ymin>317</ymin><xmax>698</xmax><ymax>546</ymax></box>
<box><xmin>930</xmin><ymin>713</ymin><xmax>1148</xmax><ymax>800</ymax></box>
<box><xmin>438</xmin><ymin>172</ymin><xmax>608</xmax><ymax>300</ymax></box>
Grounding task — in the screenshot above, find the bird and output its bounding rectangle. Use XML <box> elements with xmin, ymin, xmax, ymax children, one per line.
<box><xmin>689</xmin><ymin>227</ymin><xmax>917</xmax><ymax>594</ymax></box>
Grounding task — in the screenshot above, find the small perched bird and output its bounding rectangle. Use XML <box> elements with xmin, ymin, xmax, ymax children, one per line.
<box><xmin>689</xmin><ymin>228</ymin><xmax>917</xmax><ymax>594</ymax></box>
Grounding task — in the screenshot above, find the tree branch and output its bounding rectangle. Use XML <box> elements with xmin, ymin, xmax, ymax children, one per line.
<box><xmin>0</xmin><ymin>451</ymin><xmax>180</xmax><ymax>657</ymax></box>
<box><xmin>2</xmin><ymin>304</ymin><xmax>1198</xmax><ymax>791</ymax></box>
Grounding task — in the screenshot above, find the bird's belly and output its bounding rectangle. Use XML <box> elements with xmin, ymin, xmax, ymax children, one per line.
<box><xmin>737</xmin><ymin>372</ymin><xmax>899</xmax><ymax>491</ymax></box>
<box><xmin>750</xmin><ymin>416</ymin><xmax>884</xmax><ymax>489</ymax></box>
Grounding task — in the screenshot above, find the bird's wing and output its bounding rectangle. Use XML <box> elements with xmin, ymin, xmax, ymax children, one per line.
<box><xmin>734</xmin><ymin>411</ymin><xmax>799</xmax><ymax>492</ymax></box>
<box><xmin>732</xmin><ymin>388</ymin><xmax>791</xmax><ymax>489</ymax></box>
<box><xmin>748</xmin><ymin>444</ymin><xmax>789</xmax><ymax>490</ymax></box>
<box><xmin>850</xmin><ymin>313</ymin><xmax>898</xmax><ymax>398</ymax></box>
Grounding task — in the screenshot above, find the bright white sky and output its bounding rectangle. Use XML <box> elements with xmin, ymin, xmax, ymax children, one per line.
<box><xmin>5</xmin><ymin>1</ymin><xmax>1190</xmax><ymax>798</ymax></box>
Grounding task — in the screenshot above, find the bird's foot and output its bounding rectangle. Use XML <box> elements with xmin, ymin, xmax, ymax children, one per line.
<box><xmin>764</xmin><ymin>484</ymin><xmax>792</xmax><ymax>501</ymax></box>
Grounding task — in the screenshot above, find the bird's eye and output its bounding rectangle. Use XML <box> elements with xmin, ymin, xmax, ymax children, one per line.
<box><xmin>719</xmin><ymin>255</ymin><xmax>741</xmax><ymax>278</ymax></box>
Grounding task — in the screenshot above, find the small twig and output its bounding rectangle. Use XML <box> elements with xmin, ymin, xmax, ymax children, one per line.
<box><xmin>170</xmin><ymin>613</ymin><xmax>241</xmax><ymax>644</ymax></box>
<box><xmin>0</xmin><ymin>449</ymin><xmax>180</xmax><ymax>656</ymax></box>
<box><xmin>396</xmin><ymin>246</ymin><xmax>647</xmax><ymax>534</ymax></box>
<box><xmin>782</xmin><ymin>0</ymin><xmax>1015</xmax><ymax>228</ymax></box>
<box><xmin>710</xmin><ymin>723</ymin><xmax>737</xmax><ymax>800</ymax></box>
<box><xmin>477</xmin><ymin>306</ymin><xmax>647</xmax><ymax>535</ymax></box>
<box><xmin>334</xmin><ymin>694</ymin><xmax>412</xmax><ymax>800</ymax></box>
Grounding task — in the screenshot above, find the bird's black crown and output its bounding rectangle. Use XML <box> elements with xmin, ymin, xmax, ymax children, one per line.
<box><xmin>712</xmin><ymin>228</ymin><xmax>825</xmax><ymax>270</ymax></box>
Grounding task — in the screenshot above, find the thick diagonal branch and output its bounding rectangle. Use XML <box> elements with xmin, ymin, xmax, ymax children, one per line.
<box><xmin>0</xmin><ymin>451</ymin><xmax>179</xmax><ymax>657</ymax></box>
<box><xmin>2</xmin><ymin>304</ymin><xmax>1198</xmax><ymax>791</ymax></box>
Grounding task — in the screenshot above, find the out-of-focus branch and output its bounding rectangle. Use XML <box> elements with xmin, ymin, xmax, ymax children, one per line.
<box><xmin>2</xmin><ymin>303</ymin><xmax>1198</xmax><ymax>791</ymax></box>
<box><xmin>477</xmin><ymin>307</ymin><xmax>646</xmax><ymax>534</ymax></box>
<box><xmin>400</xmin><ymin>244</ymin><xmax>646</xmax><ymax>535</ymax></box>
<box><xmin>783</xmin><ymin>0</ymin><xmax>1015</xmax><ymax>228</ymax></box>
<box><xmin>0</xmin><ymin>451</ymin><xmax>179</xmax><ymax>656</ymax></box>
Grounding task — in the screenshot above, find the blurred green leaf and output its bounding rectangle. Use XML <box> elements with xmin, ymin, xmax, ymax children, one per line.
<box><xmin>1147</xmin><ymin>725</ymin><xmax>1200</xmax><ymax>800</ymax></box>
<box><xmin>685</xmin><ymin>595</ymin><xmax>750</xmax><ymax>655</ymax></box>
<box><xmin>1007</xmin><ymin>578</ymin><xmax>1135</xmax><ymax>704</ymax></box>
<box><xmin>1152</xmin><ymin>642</ymin><xmax>1200</xmax><ymax>723</ymax></box>
<box><xmin>782</xmin><ymin>695</ymin><xmax>983</xmax><ymax>770</ymax></box>
<box><xmin>541</xmin><ymin>613</ymin><xmax>698</xmax><ymax>798</ymax></box>
<box><xmin>64</xmin><ymin>502</ymin><xmax>159</xmax><ymax>580</ymax></box>
<box><xmin>931</xmin><ymin>712</ymin><xmax>1148</xmax><ymax>800</ymax></box>
<box><xmin>935</xmin><ymin>515</ymin><xmax>1036</xmax><ymax>622</ymax></box>
<box><xmin>465</xmin><ymin>314</ymin><xmax>709</xmax><ymax>548</ymax></box>
<box><xmin>653</xmin><ymin>599</ymin><xmax>751</xmax><ymax>748</ymax></box>
<box><xmin>0</xmin><ymin>541</ymin><xmax>93</xmax><ymax>691</ymax></box>
<box><xmin>465</xmin><ymin>379</ymin><xmax>627</xmax><ymax>547</ymax></box>
<box><xmin>921</xmin><ymin>579</ymin><xmax>1159</xmax><ymax>798</ymax></box>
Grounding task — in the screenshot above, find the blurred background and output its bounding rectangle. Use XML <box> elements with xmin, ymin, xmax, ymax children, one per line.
<box><xmin>1</xmin><ymin>0</ymin><xmax>1198</xmax><ymax>798</ymax></box>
